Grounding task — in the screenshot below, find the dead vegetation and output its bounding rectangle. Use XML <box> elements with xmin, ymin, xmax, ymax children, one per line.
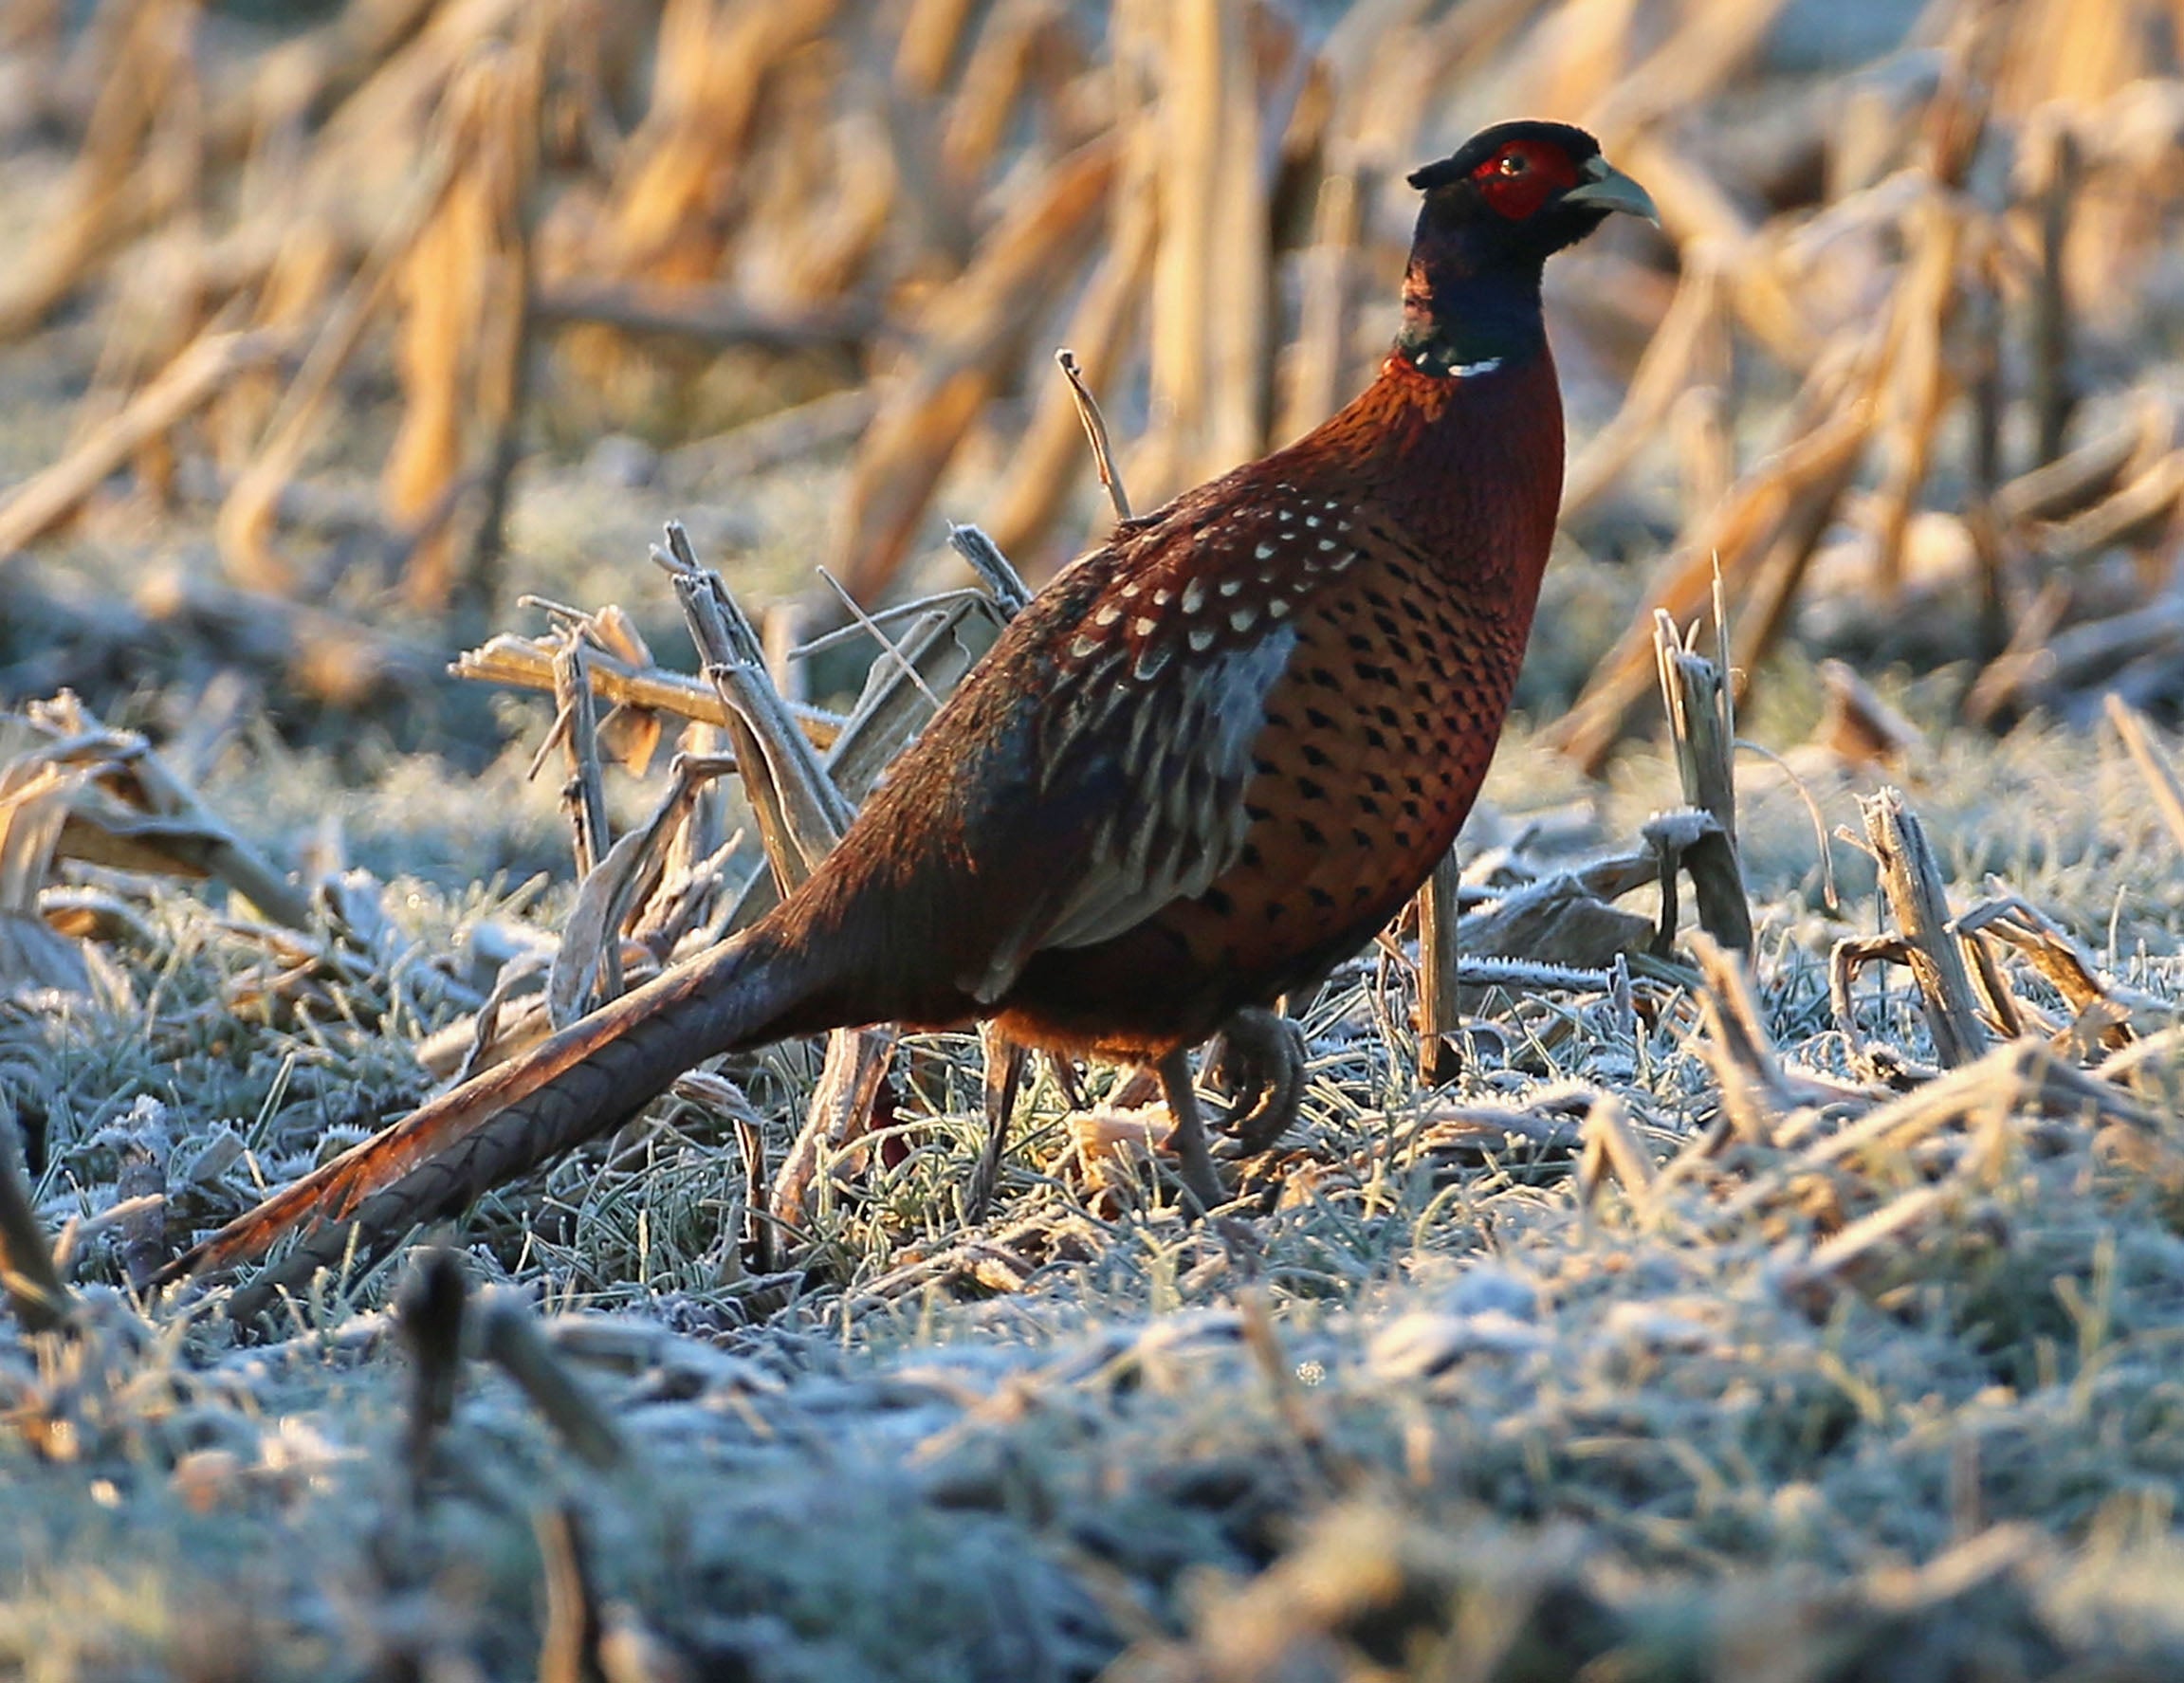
<box><xmin>6</xmin><ymin>507</ymin><xmax>2184</xmax><ymax>1677</ymax></box>
<box><xmin>7</xmin><ymin>0</ymin><xmax>2184</xmax><ymax>1677</ymax></box>
<box><xmin>8</xmin><ymin>0</ymin><xmax>2184</xmax><ymax>741</ymax></box>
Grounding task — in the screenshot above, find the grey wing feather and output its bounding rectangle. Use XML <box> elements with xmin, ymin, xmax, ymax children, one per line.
<box><xmin>961</xmin><ymin>626</ymin><xmax>1296</xmax><ymax>1002</ymax></box>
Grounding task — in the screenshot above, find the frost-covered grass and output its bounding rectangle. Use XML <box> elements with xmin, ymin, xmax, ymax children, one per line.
<box><xmin>7</xmin><ymin>675</ymin><xmax>2184</xmax><ymax>1680</ymax></box>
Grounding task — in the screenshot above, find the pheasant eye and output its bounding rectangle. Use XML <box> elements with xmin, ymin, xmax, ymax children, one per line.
<box><xmin>1498</xmin><ymin>155</ymin><xmax>1527</xmax><ymax>175</ymax></box>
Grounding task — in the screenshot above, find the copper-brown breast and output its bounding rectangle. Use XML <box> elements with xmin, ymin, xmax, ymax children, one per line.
<box><xmin>1148</xmin><ymin>529</ymin><xmax>1532</xmax><ymax>979</ymax></box>
<box><xmin>984</xmin><ymin>353</ymin><xmax>1563</xmax><ymax>1056</ymax></box>
<box><xmin>1147</xmin><ymin>353</ymin><xmax>1563</xmax><ymax>980</ymax></box>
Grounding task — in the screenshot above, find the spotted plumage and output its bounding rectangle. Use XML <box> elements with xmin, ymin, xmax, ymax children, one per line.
<box><xmin>162</xmin><ymin>121</ymin><xmax>1658</xmax><ymax>1291</ymax></box>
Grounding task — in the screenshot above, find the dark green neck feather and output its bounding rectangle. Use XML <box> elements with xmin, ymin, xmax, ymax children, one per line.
<box><xmin>1396</xmin><ymin>262</ymin><xmax>1548</xmax><ymax>377</ymax></box>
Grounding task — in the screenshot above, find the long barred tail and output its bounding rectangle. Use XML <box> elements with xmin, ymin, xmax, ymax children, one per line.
<box><xmin>153</xmin><ymin>915</ymin><xmax>825</xmax><ymax>1317</ymax></box>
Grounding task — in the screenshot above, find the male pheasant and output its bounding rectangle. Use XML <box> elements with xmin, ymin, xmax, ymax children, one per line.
<box><xmin>161</xmin><ymin>120</ymin><xmax>1655</xmax><ymax>1294</ymax></box>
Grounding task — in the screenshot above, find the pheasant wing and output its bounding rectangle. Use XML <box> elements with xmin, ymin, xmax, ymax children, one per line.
<box><xmin>956</xmin><ymin>501</ymin><xmax>1312</xmax><ymax>1001</ymax></box>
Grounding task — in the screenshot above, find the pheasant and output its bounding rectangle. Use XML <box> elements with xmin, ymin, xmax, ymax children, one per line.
<box><xmin>158</xmin><ymin>120</ymin><xmax>1655</xmax><ymax>1297</ymax></box>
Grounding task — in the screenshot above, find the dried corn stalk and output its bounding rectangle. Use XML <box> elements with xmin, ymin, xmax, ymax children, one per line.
<box><xmin>382</xmin><ymin>29</ymin><xmax>545</xmax><ymax>609</ymax></box>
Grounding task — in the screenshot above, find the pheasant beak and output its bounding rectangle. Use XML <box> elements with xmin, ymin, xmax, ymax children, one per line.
<box><xmin>1564</xmin><ymin>155</ymin><xmax>1660</xmax><ymax>226</ymax></box>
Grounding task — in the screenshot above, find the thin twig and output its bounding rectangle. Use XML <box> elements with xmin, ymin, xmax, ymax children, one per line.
<box><xmin>1056</xmin><ymin>346</ymin><xmax>1131</xmax><ymax>521</ymax></box>
<box><xmin>553</xmin><ymin>640</ymin><xmax>612</xmax><ymax>882</ymax></box>
<box><xmin>2104</xmin><ymin>693</ymin><xmax>2184</xmax><ymax>856</ymax></box>
<box><xmin>815</xmin><ymin>569</ymin><xmax>943</xmax><ymax>709</ymax></box>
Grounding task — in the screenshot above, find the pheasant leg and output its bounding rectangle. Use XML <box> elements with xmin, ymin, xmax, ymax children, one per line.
<box><xmin>966</xmin><ymin>1025</ymin><xmax>1026</xmax><ymax>1223</ymax></box>
<box><xmin>1155</xmin><ymin>1048</ymin><xmax>1229</xmax><ymax>1214</ymax></box>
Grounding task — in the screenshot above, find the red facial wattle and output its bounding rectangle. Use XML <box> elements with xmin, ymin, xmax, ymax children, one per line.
<box><xmin>1473</xmin><ymin>140</ymin><xmax>1582</xmax><ymax>220</ymax></box>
